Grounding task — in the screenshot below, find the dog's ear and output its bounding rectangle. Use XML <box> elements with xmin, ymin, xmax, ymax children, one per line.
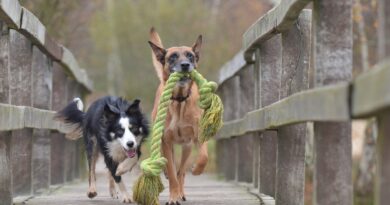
<box><xmin>127</xmin><ymin>99</ymin><xmax>141</xmax><ymax>114</ymax></box>
<box><xmin>148</xmin><ymin>41</ymin><xmax>166</xmax><ymax>65</ymax></box>
<box><xmin>104</xmin><ymin>104</ymin><xmax>119</xmax><ymax>121</ymax></box>
<box><xmin>192</xmin><ymin>35</ymin><xmax>202</xmax><ymax>62</ymax></box>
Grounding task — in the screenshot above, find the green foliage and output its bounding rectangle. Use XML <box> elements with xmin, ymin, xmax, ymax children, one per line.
<box><xmin>89</xmin><ymin>0</ymin><xmax>237</xmax><ymax>111</ymax></box>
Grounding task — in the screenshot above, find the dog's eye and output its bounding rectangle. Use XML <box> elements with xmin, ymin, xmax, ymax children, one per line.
<box><xmin>116</xmin><ymin>129</ymin><xmax>124</xmax><ymax>136</ymax></box>
<box><xmin>186</xmin><ymin>53</ymin><xmax>194</xmax><ymax>61</ymax></box>
<box><xmin>168</xmin><ymin>53</ymin><xmax>178</xmax><ymax>64</ymax></box>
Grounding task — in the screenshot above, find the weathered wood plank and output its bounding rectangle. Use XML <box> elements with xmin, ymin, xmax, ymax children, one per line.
<box><xmin>257</xmin><ymin>35</ymin><xmax>281</xmax><ymax>198</ymax></box>
<box><xmin>20</xmin><ymin>8</ymin><xmax>45</xmax><ymax>46</ymax></box>
<box><xmin>0</xmin><ymin>22</ymin><xmax>10</xmax><ymax>104</ymax></box>
<box><xmin>11</xmin><ymin>129</ymin><xmax>33</xmax><ymax>195</ymax></box>
<box><xmin>242</xmin><ymin>0</ymin><xmax>311</xmax><ymax>61</ymax></box>
<box><xmin>376</xmin><ymin>110</ymin><xmax>390</xmax><ymax>205</ymax></box>
<box><xmin>64</xmin><ymin>78</ymin><xmax>76</xmax><ymax>182</ymax></box>
<box><xmin>217</xmin><ymin>83</ymin><xmax>350</xmax><ymax>139</ymax></box>
<box><xmin>31</xmin><ymin>46</ymin><xmax>52</xmax><ymax>193</ymax></box>
<box><xmin>375</xmin><ymin>0</ymin><xmax>390</xmax><ymax>204</ymax></box>
<box><xmin>236</xmin><ymin>65</ymin><xmax>254</xmax><ymax>183</ymax></box>
<box><xmin>0</xmin><ymin>132</ymin><xmax>12</xmax><ymax>205</ymax></box>
<box><xmin>61</xmin><ymin>46</ymin><xmax>93</xmax><ymax>92</ymax></box>
<box><xmin>8</xmin><ymin>29</ymin><xmax>33</xmax><ymax>197</ymax></box>
<box><xmin>218</xmin><ymin>50</ymin><xmax>246</xmax><ymax>84</ymax></box>
<box><xmin>352</xmin><ymin>60</ymin><xmax>390</xmax><ymax>117</ymax></box>
<box><xmin>312</xmin><ymin>0</ymin><xmax>353</xmax><ymax>204</ymax></box>
<box><xmin>275</xmin><ymin>10</ymin><xmax>311</xmax><ymax>205</ymax></box>
<box><xmin>0</xmin><ymin>0</ymin><xmax>22</xmax><ymax>28</ymax></box>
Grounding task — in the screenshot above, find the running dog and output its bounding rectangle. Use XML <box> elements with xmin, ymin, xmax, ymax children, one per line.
<box><xmin>56</xmin><ymin>96</ymin><xmax>149</xmax><ymax>203</ymax></box>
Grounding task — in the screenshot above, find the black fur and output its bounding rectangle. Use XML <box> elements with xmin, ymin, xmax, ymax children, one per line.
<box><xmin>56</xmin><ymin>96</ymin><xmax>149</xmax><ymax>184</ymax></box>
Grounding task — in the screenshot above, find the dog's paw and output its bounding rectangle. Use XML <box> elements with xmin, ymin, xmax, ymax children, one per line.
<box><xmin>87</xmin><ymin>191</ymin><xmax>97</xmax><ymax>199</ymax></box>
<box><xmin>165</xmin><ymin>201</ymin><xmax>181</xmax><ymax>205</ymax></box>
<box><xmin>121</xmin><ymin>195</ymin><xmax>132</xmax><ymax>203</ymax></box>
<box><xmin>109</xmin><ymin>190</ymin><xmax>118</xmax><ymax>199</ymax></box>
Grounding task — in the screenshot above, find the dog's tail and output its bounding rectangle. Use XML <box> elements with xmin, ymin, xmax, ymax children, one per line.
<box><xmin>150</xmin><ymin>27</ymin><xmax>164</xmax><ymax>82</ymax></box>
<box><xmin>55</xmin><ymin>97</ymin><xmax>85</xmax><ymax>140</ymax></box>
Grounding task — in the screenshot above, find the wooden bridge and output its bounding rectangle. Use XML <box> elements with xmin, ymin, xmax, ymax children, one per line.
<box><xmin>0</xmin><ymin>0</ymin><xmax>390</xmax><ymax>205</ymax></box>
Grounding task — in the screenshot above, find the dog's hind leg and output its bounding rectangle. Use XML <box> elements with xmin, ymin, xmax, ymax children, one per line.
<box><xmin>162</xmin><ymin>138</ymin><xmax>181</xmax><ymax>205</ymax></box>
<box><xmin>85</xmin><ymin>136</ymin><xmax>99</xmax><ymax>199</ymax></box>
<box><xmin>108</xmin><ymin>170</ymin><xmax>118</xmax><ymax>199</ymax></box>
<box><xmin>191</xmin><ymin>142</ymin><xmax>208</xmax><ymax>175</ymax></box>
<box><xmin>177</xmin><ymin>143</ymin><xmax>192</xmax><ymax>201</ymax></box>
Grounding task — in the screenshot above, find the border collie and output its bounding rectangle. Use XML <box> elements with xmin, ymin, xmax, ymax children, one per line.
<box><xmin>56</xmin><ymin>96</ymin><xmax>149</xmax><ymax>203</ymax></box>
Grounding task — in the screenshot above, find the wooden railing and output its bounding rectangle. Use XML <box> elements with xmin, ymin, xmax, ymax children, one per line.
<box><xmin>215</xmin><ymin>0</ymin><xmax>390</xmax><ymax>205</ymax></box>
<box><xmin>0</xmin><ymin>1</ymin><xmax>92</xmax><ymax>204</ymax></box>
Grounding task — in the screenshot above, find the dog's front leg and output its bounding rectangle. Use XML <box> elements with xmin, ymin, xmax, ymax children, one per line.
<box><xmin>177</xmin><ymin>143</ymin><xmax>192</xmax><ymax>201</ymax></box>
<box><xmin>163</xmin><ymin>139</ymin><xmax>181</xmax><ymax>205</ymax></box>
<box><xmin>115</xmin><ymin>157</ymin><xmax>138</xmax><ymax>176</ymax></box>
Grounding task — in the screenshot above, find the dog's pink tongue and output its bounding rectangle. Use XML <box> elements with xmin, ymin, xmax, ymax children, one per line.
<box><xmin>126</xmin><ymin>149</ymin><xmax>136</xmax><ymax>158</ymax></box>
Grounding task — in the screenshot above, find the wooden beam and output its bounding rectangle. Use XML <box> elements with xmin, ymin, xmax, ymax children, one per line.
<box><xmin>217</xmin><ymin>83</ymin><xmax>350</xmax><ymax>139</ymax></box>
<box><xmin>218</xmin><ymin>50</ymin><xmax>246</xmax><ymax>84</ymax></box>
<box><xmin>0</xmin><ymin>0</ymin><xmax>22</xmax><ymax>29</ymax></box>
<box><xmin>275</xmin><ymin>9</ymin><xmax>311</xmax><ymax>205</ymax></box>
<box><xmin>242</xmin><ymin>0</ymin><xmax>311</xmax><ymax>61</ymax></box>
<box><xmin>312</xmin><ymin>0</ymin><xmax>353</xmax><ymax>204</ymax></box>
<box><xmin>353</xmin><ymin>60</ymin><xmax>390</xmax><ymax>117</ymax></box>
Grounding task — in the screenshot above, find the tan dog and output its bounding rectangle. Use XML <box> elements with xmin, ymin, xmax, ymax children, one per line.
<box><xmin>150</xmin><ymin>28</ymin><xmax>208</xmax><ymax>205</ymax></box>
<box><xmin>116</xmin><ymin>28</ymin><xmax>208</xmax><ymax>204</ymax></box>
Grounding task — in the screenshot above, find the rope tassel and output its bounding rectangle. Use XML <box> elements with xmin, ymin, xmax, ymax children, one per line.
<box><xmin>133</xmin><ymin>70</ymin><xmax>223</xmax><ymax>205</ymax></box>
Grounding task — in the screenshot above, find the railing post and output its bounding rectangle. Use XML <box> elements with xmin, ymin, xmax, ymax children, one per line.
<box><xmin>31</xmin><ymin>46</ymin><xmax>52</xmax><ymax>194</ymax></box>
<box><xmin>375</xmin><ymin>0</ymin><xmax>390</xmax><ymax>204</ymax></box>
<box><xmin>220</xmin><ymin>76</ymin><xmax>239</xmax><ymax>181</ymax></box>
<box><xmin>236</xmin><ymin>65</ymin><xmax>255</xmax><ymax>183</ymax></box>
<box><xmin>65</xmin><ymin>78</ymin><xmax>76</xmax><ymax>182</ymax></box>
<box><xmin>9</xmin><ymin>29</ymin><xmax>33</xmax><ymax>196</ymax></box>
<box><xmin>257</xmin><ymin>34</ymin><xmax>282</xmax><ymax>197</ymax></box>
<box><xmin>276</xmin><ymin>10</ymin><xmax>311</xmax><ymax>205</ymax></box>
<box><xmin>0</xmin><ymin>22</ymin><xmax>12</xmax><ymax>205</ymax></box>
<box><xmin>312</xmin><ymin>0</ymin><xmax>353</xmax><ymax>204</ymax></box>
<box><xmin>50</xmin><ymin>62</ymin><xmax>68</xmax><ymax>185</ymax></box>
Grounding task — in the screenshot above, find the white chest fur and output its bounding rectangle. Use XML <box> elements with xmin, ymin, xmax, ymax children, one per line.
<box><xmin>106</xmin><ymin>141</ymin><xmax>127</xmax><ymax>162</ymax></box>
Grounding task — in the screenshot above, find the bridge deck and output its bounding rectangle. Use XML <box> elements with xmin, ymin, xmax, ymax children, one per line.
<box><xmin>23</xmin><ymin>159</ymin><xmax>260</xmax><ymax>205</ymax></box>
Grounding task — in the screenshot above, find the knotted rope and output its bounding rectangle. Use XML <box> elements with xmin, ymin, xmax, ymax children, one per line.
<box><xmin>133</xmin><ymin>69</ymin><xmax>223</xmax><ymax>205</ymax></box>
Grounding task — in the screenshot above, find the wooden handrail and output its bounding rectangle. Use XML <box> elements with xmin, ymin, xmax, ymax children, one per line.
<box><xmin>0</xmin><ymin>1</ymin><xmax>93</xmax><ymax>91</ymax></box>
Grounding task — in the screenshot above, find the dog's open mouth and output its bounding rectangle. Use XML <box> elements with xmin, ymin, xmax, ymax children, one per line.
<box><xmin>125</xmin><ymin>149</ymin><xmax>136</xmax><ymax>158</ymax></box>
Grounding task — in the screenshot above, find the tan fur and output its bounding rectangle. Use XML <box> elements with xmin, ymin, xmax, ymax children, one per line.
<box><xmin>149</xmin><ymin>28</ymin><xmax>208</xmax><ymax>204</ymax></box>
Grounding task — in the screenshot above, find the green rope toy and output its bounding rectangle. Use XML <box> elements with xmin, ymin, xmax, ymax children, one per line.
<box><xmin>133</xmin><ymin>69</ymin><xmax>223</xmax><ymax>205</ymax></box>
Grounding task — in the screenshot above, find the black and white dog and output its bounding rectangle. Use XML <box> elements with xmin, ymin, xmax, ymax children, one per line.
<box><xmin>56</xmin><ymin>96</ymin><xmax>149</xmax><ymax>203</ymax></box>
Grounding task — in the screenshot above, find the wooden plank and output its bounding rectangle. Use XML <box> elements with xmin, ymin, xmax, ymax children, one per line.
<box><xmin>375</xmin><ymin>111</ymin><xmax>390</xmax><ymax>205</ymax></box>
<box><xmin>11</xmin><ymin>129</ymin><xmax>33</xmax><ymax>196</ymax></box>
<box><xmin>312</xmin><ymin>0</ymin><xmax>353</xmax><ymax>204</ymax></box>
<box><xmin>218</xmin><ymin>50</ymin><xmax>246</xmax><ymax>84</ymax></box>
<box><xmin>236</xmin><ymin>65</ymin><xmax>255</xmax><ymax>183</ymax></box>
<box><xmin>242</xmin><ymin>0</ymin><xmax>311</xmax><ymax>61</ymax></box>
<box><xmin>0</xmin><ymin>0</ymin><xmax>22</xmax><ymax>28</ymax></box>
<box><xmin>375</xmin><ymin>0</ymin><xmax>390</xmax><ymax>204</ymax></box>
<box><xmin>50</xmin><ymin>62</ymin><xmax>68</xmax><ymax>184</ymax></box>
<box><xmin>275</xmin><ymin>10</ymin><xmax>311</xmax><ymax>205</ymax></box>
<box><xmin>217</xmin><ymin>83</ymin><xmax>350</xmax><ymax>139</ymax></box>
<box><xmin>64</xmin><ymin>78</ymin><xmax>76</xmax><ymax>182</ymax></box>
<box><xmin>61</xmin><ymin>46</ymin><xmax>93</xmax><ymax>92</ymax></box>
<box><xmin>31</xmin><ymin>46</ymin><xmax>52</xmax><ymax>193</ymax></box>
<box><xmin>258</xmin><ymin>35</ymin><xmax>281</xmax><ymax>197</ymax></box>
<box><xmin>0</xmin><ymin>22</ymin><xmax>10</xmax><ymax>104</ymax></box>
<box><xmin>20</xmin><ymin>8</ymin><xmax>45</xmax><ymax>46</ymax></box>
<box><xmin>0</xmin><ymin>132</ymin><xmax>12</xmax><ymax>205</ymax></box>
<box><xmin>352</xmin><ymin>60</ymin><xmax>390</xmax><ymax>117</ymax></box>
<box><xmin>8</xmin><ymin>29</ymin><xmax>33</xmax><ymax>197</ymax></box>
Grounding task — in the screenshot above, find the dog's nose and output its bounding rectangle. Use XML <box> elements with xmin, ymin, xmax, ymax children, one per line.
<box><xmin>181</xmin><ymin>63</ymin><xmax>190</xmax><ymax>71</ymax></box>
<box><xmin>127</xmin><ymin>141</ymin><xmax>134</xmax><ymax>148</ymax></box>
